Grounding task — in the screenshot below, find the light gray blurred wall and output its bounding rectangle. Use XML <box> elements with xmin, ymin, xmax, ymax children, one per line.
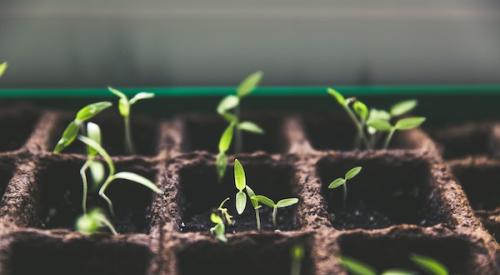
<box><xmin>1</xmin><ymin>0</ymin><xmax>500</xmax><ymax>87</ymax></box>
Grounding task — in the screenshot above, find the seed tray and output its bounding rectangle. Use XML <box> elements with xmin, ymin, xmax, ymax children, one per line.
<box><xmin>0</xmin><ymin>105</ymin><xmax>497</xmax><ymax>275</ymax></box>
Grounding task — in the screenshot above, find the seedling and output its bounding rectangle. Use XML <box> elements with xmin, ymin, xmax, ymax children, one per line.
<box><xmin>327</xmin><ymin>88</ymin><xmax>424</xmax><ymax>150</ymax></box>
<box><xmin>367</xmin><ymin>117</ymin><xmax>426</xmax><ymax>149</ymax></box>
<box><xmin>290</xmin><ymin>244</ymin><xmax>305</xmax><ymax>275</ymax></box>
<box><xmin>80</xmin><ymin>122</ymin><xmax>106</xmax><ymax>213</ymax></box>
<box><xmin>210</xmin><ymin>212</ymin><xmax>227</xmax><ymax>242</ymax></box>
<box><xmin>76</xmin><ymin>208</ymin><xmax>117</xmax><ymax>236</ymax></box>
<box><xmin>53</xmin><ymin>101</ymin><xmax>113</xmax><ymax>153</ymax></box>
<box><xmin>78</xmin><ymin>135</ymin><xmax>163</xmax><ymax>215</ymax></box>
<box><xmin>328</xmin><ymin>166</ymin><xmax>362</xmax><ymax>206</ymax></box>
<box><xmin>215</xmin><ymin>197</ymin><xmax>234</xmax><ymax>226</ymax></box>
<box><xmin>0</xmin><ymin>62</ymin><xmax>7</xmax><ymax>78</ymax></box>
<box><xmin>252</xmin><ymin>195</ymin><xmax>299</xmax><ymax>228</ymax></box>
<box><xmin>233</xmin><ymin>159</ymin><xmax>263</xmax><ymax>230</ymax></box>
<box><xmin>108</xmin><ymin>87</ymin><xmax>154</xmax><ymax>154</ymax></box>
<box><xmin>339</xmin><ymin>254</ymin><xmax>449</xmax><ymax>275</ymax></box>
<box><xmin>216</xmin><ymin>72</ymin><xmax>265</xmax><ymax>180</ymax></box>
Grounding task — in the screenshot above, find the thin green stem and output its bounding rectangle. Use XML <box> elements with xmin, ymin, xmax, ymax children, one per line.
<box><xmin>343</xmin><ymin>183</ymin><xmax>347</xmax><ymax>208</ymax></box>
<box><xmin>98</xmin><ymin>215</ymin><xmax>118</xmax><ymax>235</ymax></box>
<box><xmin>272</xmin><ymin>206</ymin><xmax>278</xmax><ymax>228</ymax></box>
<box><xmin>255</xmin><ymin>208</ymin><xmax>261</xmax><ymax>231</ymax></box>
<box><xmin>343</xmin><ymin>105</ymin><xmax>370</xmax><ymax>150</ymax></box>
<box><xmin>80</xmin><ymin>160</ymin><xmax>91</xmax><ymax>213</ymax></box>
<box><xmin>99</xmin><ymin>176</ymin><xmax>115</xmax><ymax>216</ymax></box>
<box><xmin>291</xmin><ymin>258</ymin><xmax>302</xmax><ymax>275</ymax></box>
<box><xmin>235</xmin><ymin>105</ymin><xmax>242</xmax><ymax>153</ymax></box>
<box><xmin>383</xmin><ymin>128</ymin><xmax>396</xmax><ymax>149</ymax></box>
<box><xmin>124</xmin><ymin>115</ymin><xmax>135</xmax><ymax>154</ymax></box>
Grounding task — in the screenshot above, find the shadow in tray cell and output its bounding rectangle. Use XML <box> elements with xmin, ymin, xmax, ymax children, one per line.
<box><xmin>451</xmin><ymin>165</ymin><xmax>500</xmax><ymax>212</ymax></box>
<box><xmin>318</xmin><ymin>156</ymin><xmax>443</xmax><ymax>229</ymax></box>
<box><xmin>0</xmin><ymin>110</ymin><xmax>39</xmax><ymax>152</ymax></box>
<box><xmin>178</xmin><ymin>161</ymin><xmax>298</xmax><ymax>232</ymax></box>
<box><xmin>36</xmin><ymin>160</ymin><xmax>154</xmax><ymax>233</ymax></box>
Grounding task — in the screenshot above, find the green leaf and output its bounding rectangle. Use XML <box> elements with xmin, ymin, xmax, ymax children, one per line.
<box><xmin>252</xmin><ymin>195</ymin><xmax>275</xmax><ymax>208</ymax></box>
<box><xmin>327</xmin><ymin>88</ymin><xmax>346</xmax><ymax>106</ymax></box>
<box><xmin>234</xmin><ymin>159</ymin><xmax>246</xmax><ymax>191</ymax></box>
<box><xmin>339</xmin><ymin>256</ymin><xmax>377</xmax><ymax>275</ymax></box>
<box><xmin>86</xmin><ymin>122</ymin><xmax>102</xmax><ymax>157</ymax></box>
<box><xmin>78</xmin><ymin>136</ymin><xmax>115</xmax><ymax>175</ymax></box>
<box><xmin>353</xmin><ymin>101</ymin><xmax>369</xmax><ymax>121</ymax></box>
<box><xmin>368</xmin><ymin>109</ymin><xmax>391</xmax><ymax>122</ymax></box>
<box><xmin>211</xmin><ymin>222</ymin><xmax>226</xmax><ymax>242</ymax></box>
<box><xmin>89</xmin><ymin>161</ymin><xmax>105</xmax><ymax>187</ymax></box>
<box><xmin>395</xmin><ymin>117</ymin><xmax>426</xmax><ymax>130</ymax></box>
<box><xmin>108</xmin><ymin>86</ymin><xmax>127</xmax><ymax>100</ymax></box>
<box><xmin>236</xmin><ymin>190</ymin><xmax>247</xmax><ymax>214</ymax></box>
<box><xmin>75</xmin><ymin>102</ymin><xmax>113</xmax><ymax>122</ymax></box>
<box><xmin>217</xmin><ymin>95</ymin><xmax>240</xmax><ymax>115</ymax></box>
<box><xmin>221</xmin><ymin>112</ymin><xmax>238</xmax><ymax>123</ymax></box>
<box><xmin>345</xmin><ymin>166</ymin><xmax>362</xmax><ymax>180</ymax></box>
<box><xmin>216</xmin><ymin>152</ymin><xmax>228</xmax><ymax>180</ymax></box>
<box><xmin>238</xmin><ymin>121</ymin><xmax>264</xmax><ymax>134</ymax></box>
<box><xmin>276</xmin><ymin>198</ymin><xmax>299</xmax><ymax>208</ymax></box>
<box><xmin>410</xmin><ymin>254</ymin><xmax>448</xmax><ymax>275</ymax></box>
<box><xmin>390</xmin><ymin>99</ymin><xmax>418</xmax><ymax>117</ymax></box>
<box><xmin>130</xmin><ymin>92</ymin><xmax>154</xmax><ymax>105</ymax></box>
<box><xmin>328</xmin><ymin>178</ymin><xmax>346</xmax><ymax>189</ymax></box>
<box><xmin>290</xmin><ymin>245</ymin><xmax>305</xmax><ymax>260</ymax></box>
<box><xmin>210</xmin><ymin>212</ymin><xmax>224</xmax><ymax>224</ymax></box>
<box><xmin>54</xmin><ymin>121</ymin><xmax>81</xmax><ymax>153</ymax></box>
<box><xmin>219</xmin><ymin>124</ymin><xmax>234</xmax><ymax>153</ymax></box>
<box><xmin>367</xmin><ymin>119</ymin><xmax>393</xmax><ymax>132</ymax></box>
<box><xmin>76</xmin><ymin>211</ymin><xmax>100</xmax><ymax>235</ymax></box>
<box><xmin>245</xmin><ymin>186</ymin><xmax>259</xmax><ymax>208</ymax></box>
<box><xmin>118</xmin><ymin>98</ymin><xmax>130</xmax><ymax>117</ymax></box>
<box><xmin>0</xmin><ymin>62</ymin><xmax>7</xmax><ymax>77</ymax></box>
<box><xmin>237</xmin><ymin>71</ymin><xmax>263</xmax><ymax>97</ymax></box>
<box><xmin>112</xmin><ymin>172</ymin><xmax>163</xmax><ymax>194</ymax></box>
<box><xmin>381</xmin><ymin>269</ymin><xmax>416</xmax><ymax>275</ymax></box>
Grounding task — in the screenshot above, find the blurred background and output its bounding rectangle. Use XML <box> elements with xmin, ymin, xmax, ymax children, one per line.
<box><xmin>1</xmin><ymin>0</ymin><xmax>500</xmax><ymax>88</ymax></box>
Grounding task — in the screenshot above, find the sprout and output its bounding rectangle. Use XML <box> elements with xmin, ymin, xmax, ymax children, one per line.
<box><xmin>367</xmin><ymin>117</ymin><xmax>426</xmax><ymax>149</ymax></box>
<box><xmin>0</xmin><ymin>62</ymin><xmax>7</xmax><ymax>78</ymax></box>
<box><xmin>210</xmin><ymin>212</ymin><xmax>227</xmax><ymax>242</ymax></box>
<box><xmin>80</xmin><ymin>122</ymin><xmax>106</xmax><ymax>213</ymax></box>
<box><xmin>327</xmin><ymin>88</ymin><xmax>423</xmax><ymax>150</ymax></box>
<box><xmin>290</xmin><ymin>244</ymin><xmax>305</xmax><ymax>275</ymax></box>
<box><xmin>328</xmin><ymin>166</ymin><xmax>362</xmax><ymax>206</ymax></box>
<box><xmin>216</xmin><ymin>197</ymin><xmax>234</xmax><ymax>226</ymax></box>
<box><xmin>252</xmin><ymin>195</ymin><xmax>298</xmax><ymax>228</ymax></box>
<box><xmin>76</xmin><ymin>208</ymin><xmax>117</xmax><ymax>236</ymax></box>
<box><xmin>233</xmin><ymin>159</ymin><xmax>263</xmax><ymax>230</ymax></box>
<box><xmin>108</xmin><ymin>87</ymin><xmax>154</xmax><ymax>154</ymax></box>
<box><xmin>78</xmin><ymin>136</ymin><xmax>163</xmax><ymax>215</ymax></box>
<box><xmin>339</xmin><ymin>255</ymin><xmax>448</xmax><ymax>275</ymax></box>
<box><xmin>216</xmin><ymin>72</ymin><xmax>264</xmax><ymax>180</ymax></box>
<box><xmin>53</xmin><ymin>101</ymin><xmax>113</xmax><ymax>153</ymax></box>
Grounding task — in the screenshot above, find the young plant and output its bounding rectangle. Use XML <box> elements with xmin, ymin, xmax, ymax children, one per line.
<box><xmin>327</xmin><ymin>88</ymin><xmax>424</xmax><ymax>150</ymax></box>
<box><xmin>367</xmin><ymin>117</ymin><xmax>426</xmax><ymax>149</ymax></box>
<box><xmin>76</xmin><ymin>208</ymin><xmax>117</xmax><ymax>236</ymax></box>
<box><xmin>233</xmin><ymin>159</ymin><xmax>263</xmax><ymax>230</ymax></box>
<box><xmin>53</xmin><ymin>101</ymin><xmax>113</xmax><ymax>153</ymax></box>
<box><xmin>108</xmin><ymin>87</ymin><xmax>154</xmax><ymax>154</ymax></box>
<box><xmin>252</xmin><ymin>195</ymin><xmax>299</xmax><ymax>228</ymax></box>
<box><xmin>328</xmin><ymin>166</ymin><xmax>362</xmax><ymax>206</ymax></box>
<box><xmin>216</xmin><ymin>197</ymin><xmax>234</xmax><ymax>226</ymax></box>
<box><xmin>78</xmin><ymin>135</ymin><xmax>163</xmax><ymax>215</ymax></box>
<box><xmin>339</xmin><ymin>254</ymin><xmax>449</xmax><ymax>275</ymax></box>
<box><xmin>80</xmin><ymin>122</ymin><xmax>106</xmax><ymax>213</ymax></box>
<box><xmin>216</xmin><ymin>72</ymin><xmax>265</xmax><ymax>180</ymax></box>
<box><xmin>0</xmin><ymin>62</ymin><xmax>7</xmax><ymax>78</ymax></box>
<box><xmin>210</xmin><ymin>212</ymin><xmax>227</xmax><ymax>242</ymax></box>
<box><xmin>290</xmin><ymin>244</ymin><xmax>305</xmax><ymax>275</ymax></box>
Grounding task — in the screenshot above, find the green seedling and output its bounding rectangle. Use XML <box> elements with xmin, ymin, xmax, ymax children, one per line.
<box><xmin>0</xmin><ymin>62</ymin><xmax>7</xmax><ymax>78</ymax></box>
<box><xmin>339</xmin><ymin>254</ymin><xmax>449</xmax><ymax>275</ymax></box>
<box><xmin>215</xmin><ymin>197</ymin><xmax>234</xmax><ymax>226</ymax></box>
<box><xmin>210</xmin><ymin>212</ymin><xmax>227</xmax><ymax>242</ymax></box>
<box><xmin>233</xmin><ymin>159</ymin><xmax>263</xmax><ymax>230</ymax></box>
<box><xmin>76</xmin><ymin>208</ymin><xmax>117</xmax><ymax>236</ymax></box>
<box><xmin>327</xmin><ymin>88</ymin><xmax>423</xmax><ymax>150</ymax></box>
<box><xmin>108</xmin><ymin>87</ymin><xmax>154</xmax><ymax>154</ymax></box>
<box><xmin>216</xmin><ymin>72</ymin><xmax>264</xmax><ymax>180</ymax></box>
<box><xmin>252</xmin><ymin>195</ymin><xmax>299</xmax><ymax>228</ymax></box>
<box><xmin>78</xmin><ymin>136</ymin><xmax>163</xmax><ymax>215</ymax></box>
<box><xmin>367</xmin><ymin>117</ymin><xmax>426</xmax><ymax>149</ymax></box>
<box><xmin>80</xmin><ymin>122</ymin><xmax>106</xmax><ymax>213</ymax></box>
<box><xmin>328</xmin><ymin>166</ymin><xmax>362</xmax><ymax>206</ymax></box>
<box><xmin>290</xmin><ymin>244</ymin><xmax>305</xmax><ymax>275</ymax></box>
<box><xmin>53</xmin><ymin>101</ymin><xmax>113</xmax><ymax>153</ymax></box>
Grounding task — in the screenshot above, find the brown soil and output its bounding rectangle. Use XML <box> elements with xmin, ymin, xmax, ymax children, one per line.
<box><xmin>0</xmin><ymin>106</ymin><xmax>496</xmax><ymax>275</ymax></box>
